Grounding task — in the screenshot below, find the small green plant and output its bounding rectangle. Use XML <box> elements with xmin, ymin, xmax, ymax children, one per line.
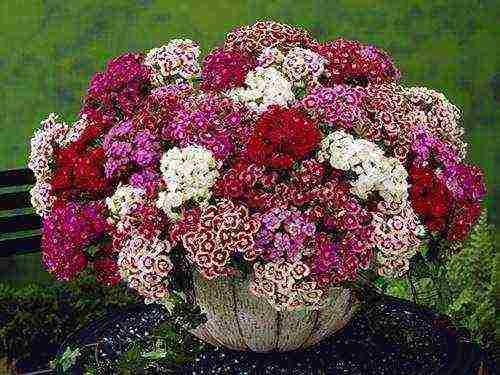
<box><xmin>50</xmin><ymin>347</ymin><xmax>81</xmax><ymax>373</ymax></box>
<box><xmin>0</xmin><ymin>272</ymin><xmax>139</xmax><ymax>372</ymax></box>
<box><xmin>384</xmin><ymin>210</ymin><xmax>496</xmax><ymax>355</ymax></box>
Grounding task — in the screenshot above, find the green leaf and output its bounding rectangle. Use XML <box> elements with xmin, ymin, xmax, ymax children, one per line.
<box><xmin>142</xmin><ymin>349</ymin><xmax>167</xmax><ymax>360</ymax></box>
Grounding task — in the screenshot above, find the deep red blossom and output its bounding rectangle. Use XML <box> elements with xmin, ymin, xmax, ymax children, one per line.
<box><xmin>51</xmin><ymin>145</ymin><xmax>110</xmax><ymax>200</ymax></box>
<box><xmin>446</xmin><ymin>201</ymin><xmax>482</xmax><ymax>241</ymax></box>
<box><xmin>201</xmin><ymin>48</ymin><xmax>255</xmax><ymax>92</ymax></box>
<box><xmin>246</xmin><ymin>106</ymin><xmax>321</xmax><ymax>169</ymax></box>
<box><xmin>409</xmin><ymin>165</ymin><xmax>453</xmax><ymax>232</ymax></box>
<box><xmin>94</xmin><ymin>257</ymin><xmax>122</xmax><ymax>286</ymax></box>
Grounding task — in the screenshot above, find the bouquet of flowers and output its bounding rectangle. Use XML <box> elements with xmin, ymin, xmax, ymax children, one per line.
<box><xmin>29</xmin><ymin>21</ymin><xmax>486</xmax><ymax>314</ymax></box>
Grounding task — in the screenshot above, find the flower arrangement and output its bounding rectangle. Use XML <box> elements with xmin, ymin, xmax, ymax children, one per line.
<box><xmin>29</xmin><ymin>21</ymin><xmax>486</xmax><ymax>315</ymax></box>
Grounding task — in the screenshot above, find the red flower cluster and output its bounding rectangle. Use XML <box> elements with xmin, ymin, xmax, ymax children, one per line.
<box><xmin>246</xmin><ymin>106</ymin><xmax>321</xmax><ymax>168</ymax></box>
<box><xmin>447</xmin><ymin>202</ymin><xmax>482</xmax><ymax>242</ymax></box>
<box><xmin>201</xmin><ymin>48</ymin><xmax>255</xmax><ymax>92</ymax></box>
<box><xmin>51</xmin><ymin>145</ymin><xmax>110</xmax><ymax>200</ymax></box>
<box><xmin>111</xmin><ymin>203</ymin><xmax>169</xmax><ymax>250</ymax></box>
<box><xmin>94</xmin><ymin>255</ymin><xmax>121</xmax><ymax>286</ymax></box>
<box><xmin>315</xmin><ymin>38</ymin><xmax>400</xmax><ymax>86</ymax></box>
<box><xmin>409</xmin><ymin>166</ymin><xmax>452</xmax><ymax>232</ymax></box>
<box><xmin>215</xmin><ymin>160</ymin><xmax>275</xmax><ymax>202</ymax></box>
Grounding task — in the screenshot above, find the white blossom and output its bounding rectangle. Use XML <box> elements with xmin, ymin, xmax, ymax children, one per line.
<box><xmin>144</xmin><ymin>39</ymin><xmax>201</xmax><ymax>85</ymax></box>
<box><xmin>157</xmin><ymin>146</ymin><xmax>219</xmax><ymax>219</ymax></box>
<box><xmin>227</xmin><ymin>66</ymin><xmax>295</xmax><ymax>114</ymax></box>
<box><xmin>106</xmin><ymin>184</ymin><xmax>146</xmax><ymax>220</ymax></box>
<box><xmin>319</xmin><ymin>130</ymin><xmax>409</xmax><ymax>207</ymax></box>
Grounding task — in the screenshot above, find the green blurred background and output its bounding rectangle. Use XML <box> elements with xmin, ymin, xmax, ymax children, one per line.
<box><xmin>0</xmin><ymin>0</ymin><xmax>498</xmax><ymax>285</ymax></box>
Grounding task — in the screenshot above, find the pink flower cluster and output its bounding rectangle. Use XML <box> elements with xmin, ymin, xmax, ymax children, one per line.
<box><xmin>29</xmin><ymin>21</ymin><xmax>487</xmax><ymax>312</ymax></box>
<box><xmin>302</xmin><ymin>85</ymin><xmax>369</xmax><ymax>130</ymax></box>
<box><xmin>255</xmin><ymin>206</ymin><xmax>316</xmax><ymax>262</ymax></box>
<box><xmin>159</xmin><ymin>91</ymin><xmax>251</xmax><ymax>161</ymax></box>
<box><xmin>102</xmin><ymin>118</ymin><xmax>162</xmax><ymax>186</ymax></box>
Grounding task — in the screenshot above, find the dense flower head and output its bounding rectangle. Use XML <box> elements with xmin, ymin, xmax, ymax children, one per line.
<box><xmin>157</xmin><ymin>146</ymin><xmax>220</xmax><ymax>219</ymax></box>
<box><xmin>81</xmin><ymin>53</ymin><xmax>151</xmax><ymax>124</ymax></box>
<box><xmin>117</xmin><ymin>235</ymin><xmax>173</xmax><ymax>303</ymax></box>
<box><xmin>409</xmin><ymin>165</ymin><xmax>453</xmax><ymax>232</ymax></box>
<box><xmin>319</xmin><ymin>130</ymin><xmax>409</xmax><ymax>207</ymax></box>
<box><xmin>144</xmin><ymin>39</ymin><xmax>201</xmax><ymax>85</ymax></box>
<box><xmin>201</xmin><ymin>48</ymin><xmax>255</xmax><ymax>92</ymax></box>
<box><xmin>181</xmin><ymin>200</ymin><xmax>260</xmax><ymax>278</ymax></box>
<box><xmin>102</xmin><ymin>118</ymin><xmax>163</xmax><ymax>183</ymax></box>
<box><xmin>51</xmin><ymin>145</ymin><xmax>111</xmax><ymax>200</ymax></box>
<box><xmin>302</xmin><ymin>85</ymin><xmax>369</xmax><ymax>130</ymax></box>
<box><xmin>30</xmin><ymin>21</ymin><xmax>487</xmax><ymax>311</ymax></box>
<box><xmin>257</xmin><ymin>47</ymin><xmax>327</xmax><ymax>87</ymax></box>
<box><xmin>403</xmin><ymin>86</ymin><xmax>466</xmax><ymax>159</ymax></box>
<box><xmin>249</xmin><ymin>259</ymin><xmax>323</xmax><ymax>311</ymax></box>
<box><xmin>371</xmin><ymin>202</ymin><xmax>425</xmax><ymax>278</ymax></box>
<box><xmin>224</xmin><ymin>20</ymin><xmax>315</xmax><ymax>55</ymax></box>
<box><xmin>228</xmin><ymin>66</ymin><xmax>295</xmax><ymax>114</ymax></box>
<box><xmin>254</xmin><ymin>206</ymin><xmax>316</xmax><ymax>262</ymax></box>
<box><xmin>159</xmin><ymin>91</ymin><xmax>251</xmax><ymax>161</ymax></box>
<box><xmin>41</xmin><ymin>200</ymin><xmax>110</xmax><ymax>281</ymax></box>
<box><xmin>314</xmin><ymin>38</ymin><xmax>400</xmax><ymax>86</ymax></box>
<box><xmin>247</xmin><ymin>106</ymin><xmax>321</xmax><ymax>168</ymax></box>
<box><xmin>106</xmin><ymin>183</ymin><xmax>145</xmax><ymax>220</ymax></box>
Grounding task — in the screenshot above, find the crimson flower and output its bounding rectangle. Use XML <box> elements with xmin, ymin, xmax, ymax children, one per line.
<box><xmin>246</xmin><ymin>106</ymin><xmax>321</xmax><ymax>169</ymax></box>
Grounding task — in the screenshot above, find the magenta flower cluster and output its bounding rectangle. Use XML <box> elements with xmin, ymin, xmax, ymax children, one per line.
<box><xmin>81</xmin><ymin>53</ymin><xmax>151</xmax><ymax>125</ymax></box>
<box><xmin>41</xmin><ymin>201</ymin><xmax>109</xmax><ymax>281</ymax></box>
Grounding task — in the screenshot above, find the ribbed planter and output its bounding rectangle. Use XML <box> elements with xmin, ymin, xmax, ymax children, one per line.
<box><xmin>189</xmin><ymin>271</ymin><xmax>353</xmax><ymax>352</ymax></box>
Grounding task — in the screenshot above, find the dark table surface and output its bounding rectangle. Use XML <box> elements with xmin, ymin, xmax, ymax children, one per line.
<box><xmin>61</xmin><ymin>292</ymin><xmax>496</xmax><ymax>375</ymax></box>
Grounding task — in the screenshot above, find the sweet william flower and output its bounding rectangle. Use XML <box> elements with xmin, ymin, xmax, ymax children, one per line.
<box><xmin>247</xmin><ymin>106</ymin><xmax>321</xmax><ymax>169</ymax></box>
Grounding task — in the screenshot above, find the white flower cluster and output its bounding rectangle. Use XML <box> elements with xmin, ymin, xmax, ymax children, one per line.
<box><xmin>144</xmin><ymin>39</ymin><xmax>201</xmax><ymax>86</ymax></box>
<box><xmin>117</xmin><ymin>235</ymin><xmax>173</xmax><ymax>304</ymax></box>
<box><xmin>257</xmin><ymin>47</ymin><xmax>327</xmax><ymax>87</ymax></box>
<box><xmin>28</xmin><ymin>113</ymin><xmax>88</xmax><ymax>216</ymax></box>
<box><xmin>257</xmin><ymin>47</ymin><xmax>285</xmax><ymax>67</ymax></box>
<box><xmin>157</xmin><ymin>146</ymin><xmax>219</xmax><ymax>219</ymax></box>
<box><xmin>106</xmin><ymin>184</ymin><xmax>145</xmax><ymax>221</ymax></box>
<box><xmin>371</xmin><ymin>202</ymin><xmax>426</xmax><ymax>278</ymax></box>
<box><xmin>319</xmin><ymin>130</ymin><xmax>409</xmax><ymax>207</ymax></box>
<box><xmin>227</xmin><ymin>66</ymin><xmax>295</xmax><ymax>114</ymax></box>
